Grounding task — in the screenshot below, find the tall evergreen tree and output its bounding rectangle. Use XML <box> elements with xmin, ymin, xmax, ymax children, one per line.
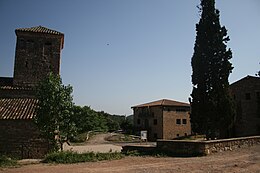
<box><xmin>190</xmin><ymin>0</ymin><xmax>235</xmax><ymax>139</ymax></box>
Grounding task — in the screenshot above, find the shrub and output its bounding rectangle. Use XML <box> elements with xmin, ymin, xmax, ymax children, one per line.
<box><xmin>43</xmin><ymin>151</ymin><xmax>124</xmax><ymax>164</ymax></box>
<box><xmin>0</xmin><ymin>155</ymin><xmax>17</xmax><ymax>167</ymax></box>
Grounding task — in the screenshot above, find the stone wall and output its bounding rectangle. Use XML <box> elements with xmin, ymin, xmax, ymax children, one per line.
<box><xmin>157</xmin><ymin>136</ymin><xmax>260</xmax><ymax>156</ymax></box>
<box><xmin>13</xmin><ymin>32</ymin><xmax>63</xmax><ymax>87</ymax></box>
<box><xmin>162</xmin><ymin>106</ymin><xmax>191</xmax><ymax>139</ymax></box>
<box><xmin>0</xmin><ymin>120</ymin><xmax>49</xmax><ymax>159</ymax></box>
<box><xmin>230</xmin><ymin>76</ymin><xmax>260</xmax><ymax>137</ymax></box>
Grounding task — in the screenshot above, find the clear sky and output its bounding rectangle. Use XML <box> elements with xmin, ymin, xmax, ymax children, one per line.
<box><xmin>0</xmin><ymin>0</ymin><xmax>259</xmax><ymax>115</ymax></box>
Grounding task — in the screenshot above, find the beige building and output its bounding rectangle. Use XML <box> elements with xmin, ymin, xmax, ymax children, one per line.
<box><xmin>132</xmin><ymin>99</ymin><xmax>191</xmax><ymax>141</ymax></box>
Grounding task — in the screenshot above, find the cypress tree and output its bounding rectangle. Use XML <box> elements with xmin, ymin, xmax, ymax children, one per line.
<box><xmin>190</xmin><ymin>0</ymin><xmax>235</xmax><ymax>139</ymax></box>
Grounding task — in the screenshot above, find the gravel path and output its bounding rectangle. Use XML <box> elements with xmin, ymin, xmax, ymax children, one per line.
<box><xmin>63</xmin><ymin>133</ymin><xmax>122</xmax><ymax>153</ymax></box>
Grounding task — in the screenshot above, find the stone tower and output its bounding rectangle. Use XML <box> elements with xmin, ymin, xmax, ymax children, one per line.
<box><xmin>13</xmin><ymin>26</ymin><xmax>64</xmax><ymax>87</ymax></box>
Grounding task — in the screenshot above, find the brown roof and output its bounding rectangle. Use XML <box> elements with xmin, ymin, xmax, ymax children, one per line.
<box><xmin>131</xmin><ymin>99</ymin><xmax>190</xmax><ymax>108</ymax></box>
<box><xmin>0</xmin><ymin>98</ymin><xmax>38</xmax><ymax>120</ymax></box>
<box><xmin>15</xmin><ymin>26</ymin><xmax>64</xmax><ymax>35</ymax></box>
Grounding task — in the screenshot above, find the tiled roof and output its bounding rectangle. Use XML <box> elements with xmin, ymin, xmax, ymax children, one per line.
<box><xmin>16</xmin><ymin>26</ymin><xmax>64</xmax><ymax>35</ymax></box>
<box><xmin>0</xmin><ymin>98</ymin><xmax>38</xmax><ymax>120</ymax></box>
<box><xmin>131</xmin><ymin>99</ymin><xmax>190</xmax><ymax>108</ymax></box>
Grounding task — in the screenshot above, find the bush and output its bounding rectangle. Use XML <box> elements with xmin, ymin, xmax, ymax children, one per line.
<box><xmin>43</xmin><ymin>151</ymin><xmax>124</xmax><ymax>164</ymax></box>
<box><xmin>0</xmin><ymin>155</ymin><xmax>17</xmax><ymax>167</ymax></box>
<box><xmin>70</xmin><ymin>132</ymin><xmax>89</xmax><ymax>143</ymax></box>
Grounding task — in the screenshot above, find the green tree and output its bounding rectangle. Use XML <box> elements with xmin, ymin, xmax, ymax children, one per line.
<box><xmin>34</xmin><ymin>73</ymin><xmax>76</xmax><ymax>151</ymax></box>
<box><xmin>190</xmin><ymin>0</ymin><xmax>235</xmax><ymax>139</ymax></box>
<box><xmin>72</xmin><ymin>106</ymin><xmax>108</xmax><ymax>133</ymax></box>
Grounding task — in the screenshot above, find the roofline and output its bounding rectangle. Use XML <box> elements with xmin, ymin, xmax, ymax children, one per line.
<box><xmin>15</xmin><ymin>26</ymin><xmax>64</xmax><ymax>49</ymax></box>
<box><xmin>131</xmin><ymin>99</ymin><xmax>190</xmax><ymax>109</ymax></box>
<box><xmin>230</xmin><ymin>75</ymin><xmax>260</xmax><ymax>86</ymax></box>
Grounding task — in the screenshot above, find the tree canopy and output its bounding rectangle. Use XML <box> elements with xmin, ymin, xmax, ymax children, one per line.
<box><xmin>34</xmin><ymin>73</ymin><xmax>76</xmax><ymax>151</ymax></box>
<box><xmin>190</xmin><ymin>0</ymin><xmax>235</xmax><ymax>139</ymax></box>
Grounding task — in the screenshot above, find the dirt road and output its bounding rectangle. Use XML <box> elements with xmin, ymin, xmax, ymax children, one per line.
<box><xmin>1</xmin><ymin>145</ymin><xmax>260</xmax><ymax>173</ymax></box>
<box><xmin>63</xmin><ymin>133</ymin><xmax>122</xmax><ymax>153</ymax></box>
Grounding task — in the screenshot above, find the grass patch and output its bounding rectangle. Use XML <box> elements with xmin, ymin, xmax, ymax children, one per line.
<box><xmin>0</xmin><ymin>155</ymin><xmax>17</xmax><ymax>168</ymax></box>
<box><xmin>123</xmin><ymin>150</ymin><xmax>169</xmax><ymax>157</ymax></box>
<box><xmin>43</xmin><ymin>151</ymin><xmax>124</xmax><ymax>164</ymax></box>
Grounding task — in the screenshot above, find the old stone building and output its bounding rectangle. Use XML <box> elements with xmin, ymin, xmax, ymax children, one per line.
<box><xmin>132</xmin><ymin>99</ymin><xmax>191</xmax><ymax>141</ymax></box>
<box><xmin>230</xmin><ymin>75</ymin><xmax>260</xmax><ymax>137</ymax></box>
<box><xmin>0</xmin><ymin>26</ymin><xmax>64</xmax><ymax>158</ymax></box>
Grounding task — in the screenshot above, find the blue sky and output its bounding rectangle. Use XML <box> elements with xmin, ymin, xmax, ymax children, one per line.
<box><xmin>0</xmin><ymin>0</ymin><xmax>259</xmax><ymax>115</ymax></box>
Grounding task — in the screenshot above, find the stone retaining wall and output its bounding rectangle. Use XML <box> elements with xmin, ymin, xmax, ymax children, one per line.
<box><xmin>0</xmin><ymin>120</ymin><xmax>49</xmax><ymax>159</ymax></box>
<box><xmin>157</xmin><ymin>136</ymin><xmax>260</xmax><ymax>156</ymax></box>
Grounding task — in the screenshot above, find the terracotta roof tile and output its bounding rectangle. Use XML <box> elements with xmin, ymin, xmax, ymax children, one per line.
<box><xmin>131</xmin><ymin>99</ymin><xmax>190</xmax><ymax>108</ymax></box>
<box><xmin>16</xmin><ymin>26</ymin><xmax>63</xmax><ymax>35</ymax></box>
<box><xmin>0</xmin><ymin>98</ymin><xmax>38</xmax><ymax>120</ymax></box>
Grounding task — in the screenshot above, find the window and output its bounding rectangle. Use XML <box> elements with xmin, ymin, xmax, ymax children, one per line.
<box><xmin>176</xmin><ymin>119</ymin><xmax>181</xmax><ymax>125</ymax></box>
<box><xmin>154</xmin><ymin>133</ymin><xmax>158</xmax><ymax>138</ymax></box>
<box><xmin>245</xmin><ymin>93</ymin><xmax>251</xmax><ymax>100</ymax></box>
<box><xmin>153</xmin><ymin>119</ymin><xmax>157</xmax><ymax>125</ymax></box>
<box><xmin>45</xmin><ymin>42</ymin><xmax>52</xmax><ymax>46</ymax></box>
<box><xmin>182</xmin><ymin>119</ymin><xmax>187</xmax><ymax>124</ymax></box>
<box><xmin>185</xmin><ymin>133</ymin><xmax>187</xmax><ymax>136</ymax></box>
<box><xmin>176</xmin><ymin>109</ymin><xmax>186</xmax><ymax>112</ymax></box>
<box><xmin>176</xmin><ymin>134</ymin><xmax>180</xmax><ymax>137</ymax></box>
<box><xmin>256</xmin><ymin>92</ymin><xmax>260</xmax><ymax>99</ymax></box>
<box><xmin>137</xmin><ymin>119</ymin><xmax>140</xmax><ymax>125</ymax></box>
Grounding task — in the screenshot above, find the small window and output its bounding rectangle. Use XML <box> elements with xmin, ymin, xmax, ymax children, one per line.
<box><xmin>153</xmin><ymin>119</ymin><xmax>157</xmax><ymax>125</ymax></box>
<box><xmin>182</xmin><ymin>119</ymin><xmax>187</xmax><ymax>124</ymax></box>
<box><xmin>154</xmin><ymin>133</ymin><xmax>158</xmax><ymax>138</ymax></box>
<box><xmin>176</xmin><ymin>119</ymin><xmax>181</xmax><ymax>125</ymax></box>
<box><xmin>245</xmin><ymin>93</ymin><xmax>251</xmax><ymax>100</ymax></box>
<box><xmin>185</xmin><ymin>133</ymin><xmax>187</xmax><ymax>136</ymax></box>
<box><xmin>177</xmin><ymin>134</ymin><xmax>180</xmax><ymax>137</ymax></box>
<box><xmin>176</xmin><ymin>109</ymin><xmax>186</xmax><ymax>112</ymax></box>
<box><xmin>256</xmin><ymin>92</ymin><xmax>260</xmax><ymax>99</ymax></box>
<box><xmin>45</xmin><ymin>42</ymin><xmax>52</xmax><ymax>46</ymax></box>
<box><xmin>137</xmin><ymin>119</ymin><xmax>141</xmax><ymax>125</ymax></box>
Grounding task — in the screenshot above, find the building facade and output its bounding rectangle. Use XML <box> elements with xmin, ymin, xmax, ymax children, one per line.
<box><xmin>132</xmin><ymin>99</ymin><xmax>191</xmax><ymax>141</ymax></box>
<box><xmin>0</xmin><ymin>26</ymin><xmax>64</xmax><ymax>158</ymax></box>
<box><xmin>230</xmin><ymin>75</ymin><xmax>260</xmax><ymax>137</ymax></box>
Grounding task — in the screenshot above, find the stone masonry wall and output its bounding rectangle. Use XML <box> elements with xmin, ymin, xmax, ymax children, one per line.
<box><xmin>230</xmin><ymin>76</ymin><xmax>260</xmax><ymax>137</ymax></box>
<box><xmin>13</xmin><ymin>32</ymin><xmax>63</xmax><ymax>87</ymax></box>
<box><xmin>163</xmin><ymin>106</ymin><xmax>191</xmax><ymax>139</ymax></box>
<box><xmin>0</xmin><ymin>120</ymin><xmax>49</xmax><ymax>159</ymax></box>
<box><xmin>157</xmin><ymin>136</ymin><xmax>260</xmax><ymax>156</ymax></box>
